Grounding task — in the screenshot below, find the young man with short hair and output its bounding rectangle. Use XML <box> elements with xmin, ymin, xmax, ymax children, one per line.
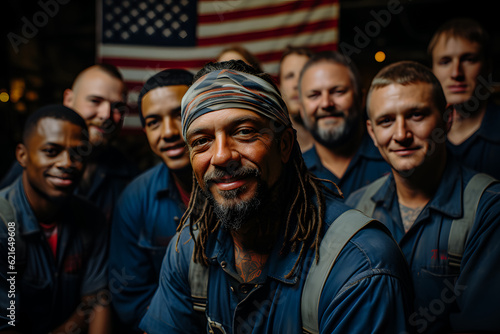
<box><xmin>0</xmin><ymin>105</ymin><xmax>110</xmax><ymax>333</ymax></box>
<box><xmin>347</xmin><ymin>61</ymin><xmax>500</xmax><ymax>333</ymax></box>
<box><xmin>429</xmin><ymin>18</ymin><xmax>500</xmax><ymax>179</ymax></box>
<box><xmin>109</xmin><ymin>69</ymin><xmax>194</xmax><ymax>333</ymax></box>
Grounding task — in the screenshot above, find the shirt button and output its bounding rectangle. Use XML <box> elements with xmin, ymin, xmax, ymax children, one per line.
<box><xmin>221</xmin><ymin>261</ymin><xmax>227</xmax><ymax>268</ymax></box>
<box><xmin>239</xmin><ymin>284</ymin><xmax>250</xmax><ymax>294</ymax></box>
<box><xmin>230</xmin><ymin>286</ymin><xmax>235</xmax><ymax>293</ymax></box>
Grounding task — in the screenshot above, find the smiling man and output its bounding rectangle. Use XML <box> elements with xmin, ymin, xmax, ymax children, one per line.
<box><xmin>0</xmin><ymin>64</ymin><xmax>139</xmax><ymax>222</ymax></box>
<box><xmin>139</xmin><ymin>60</ymin><xmax>414</xmax><ymax>334</ymax></box>
<box><xmin>109</xmin><ymin>69</ymin><xmax>193</xmax><ymax>333</ymax></box>
<box><xmin>429</xmin><ymin>18</ymin><xmax>500</xmax><ymax>179</ymax></box>
<box><xmin>346</xmin><ymin>61</ymin><xmax>500</xmax><ymax>333</ymax></box>
<box><xmin>0</xmin><ymin>105</ymin><xmax>110</xmax><ymax>333</ymax></box>
<box><xmin>299</xmin><ymin>51</ymin><xmax>390</xmax><ymax>200</ymax></box>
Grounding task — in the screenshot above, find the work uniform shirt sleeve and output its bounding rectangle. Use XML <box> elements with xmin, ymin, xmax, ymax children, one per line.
<box><xmin>139</xmin><ymin>228</ymin><xmax>203</xmax><ymax>333</ymax></box>
<box><xmin>318</xmin><ymin>225</ymin><xmax>413</xmax><ymax>333</ymax></box>
<box><xmin>449</xmin><ymin>182</ymin><xmax>500</xmax><ymax>331</ymax></box>
<box><xmin>109</xmin><ymin>165</ymin><xmax>184</xmax><ymax>330</ymax></box>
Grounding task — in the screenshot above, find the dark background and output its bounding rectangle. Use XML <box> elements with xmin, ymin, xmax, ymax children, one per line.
<box><xmin>1</xmin><ymin>0</ymin><xmax>498</xmax><ymax>178</ymax></box>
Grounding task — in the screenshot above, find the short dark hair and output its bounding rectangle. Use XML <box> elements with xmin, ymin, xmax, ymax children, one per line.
<box><xmin>138</xmin><ymin>68</ymin><xmax>194</xmax><ymax>127</ymax></box>
<box><xmin>367</xmin><ymin>61</ymin><xmax>447</xmax><ymax>118</ymax></box>
<box><xmin>23</xmin><ymin>104</ymin><xmax>88</xmax><ymax>144</ymax></box>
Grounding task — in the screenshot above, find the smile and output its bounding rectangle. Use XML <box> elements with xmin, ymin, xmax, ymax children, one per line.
<box><xmin>213</xmin><ymin>176</ymin><xmax>248</xmax><ymax>191</ymax></box>
<box><xmin>160</xmin><ymin>142</ymin><xmax>186</xmax><ymax>158</ymax></box>
<box><xmin>47</xmin><ymin>175</ymin><xmax>76</xmax><ymax>188</ymax></box>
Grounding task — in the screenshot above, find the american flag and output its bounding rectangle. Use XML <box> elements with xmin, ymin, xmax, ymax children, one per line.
<box><xmin>96</xmin><ymin>0</ymin><xmax>339</xmax><ymax>130</ymax></box>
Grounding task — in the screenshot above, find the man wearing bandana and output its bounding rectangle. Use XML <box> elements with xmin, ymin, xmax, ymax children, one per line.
<box><xmin>140</xmin><ymin>60</ymin><xmax>413</xmax><ymax>333</ymax></box>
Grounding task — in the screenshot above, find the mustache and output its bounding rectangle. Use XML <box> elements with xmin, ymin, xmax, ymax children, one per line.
<box><xmin>316</xmin><ymin>107</ymin><xmax>346</xmax><ymax>119</ymax></box>
<box><xmin>203</xmin><ymin>166</ymin><xmax>260</xmax><ymax>185</ymax></box>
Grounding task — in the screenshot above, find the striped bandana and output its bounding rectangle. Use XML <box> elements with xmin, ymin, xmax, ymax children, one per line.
<box><xmin>181</xmin><ymin>69</ymin><xmax>291</xmax><ymax>140</ymax></box>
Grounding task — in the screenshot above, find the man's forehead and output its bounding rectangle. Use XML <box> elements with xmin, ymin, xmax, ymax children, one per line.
<box><xmin>32</xmin><ymin>118</ymin><xmax>84</xmax><ymax>140</ymax></box>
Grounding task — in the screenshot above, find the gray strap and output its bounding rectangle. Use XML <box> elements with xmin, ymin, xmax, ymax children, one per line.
<box><xmin>448</xmin><ymin>173</ymin><xmax>497</xmax><ymax>268</ymax></box>
<box><xmin>355</xmin><ymin>175</ymin><xmax>388</xmax><ymax>217</ymax></box>
<box><xmin>0</xmin><ymin>197</ymin><xmax>16</xmax><ymax>227</ymax></box>
<box><xmin>188</xmin><ymin>229</ymin><xmax>209</xmax><ymax>312</ymax></box>
<box><xmin>301</xmin><ymin>209</ymin><xmax>375</xmax><ymax>334</ymax></box>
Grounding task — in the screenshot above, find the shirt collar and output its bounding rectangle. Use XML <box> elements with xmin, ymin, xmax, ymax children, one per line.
<box><xmin>204</xmin><ymin>221</ymin><xmax>303</xmax><ymax>285</ymax></box>
<box><xmin>477</xmin><ymin>103</ymin><xmax>500</xmax><ymax>143</ymax></box>
<box><xmin>371</xmin><ymin>158</ymin><xmax>463</xmax><ymax>219</ymax></box>
<box><xmin>304</xmin><ymin>133</ymin><xmax>383</xmax><ymax>170</ymax></box>
<box><xmin>10</xmin><ymin>177</ymin><xmax>42</xmax><ymax>236</ymax></box>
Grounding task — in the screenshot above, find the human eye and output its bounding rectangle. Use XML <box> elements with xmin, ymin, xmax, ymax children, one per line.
<box><xmin>145</xmin><ymin>117</ymin><xmax>160</xmax><ymax>129</ymax></box>
<box><xmin>462</xmin><ymin>54</ymin><xmax>479</xmax><ymax>64</ymax></box>
<box><xmin>307</xmin><ymin>92</ymin><xmax>320</xmax><ymax>100</ymax></box>
<box><xmin>376</xmin><ymin>116</ymin><xmax>393</xmax><ymax>127</ymax></box>
<box><xmin>190</xmin><ymin>136</ymin><xmax>211</xmax><ymax>149</ymax></box>
<box><xmin>42</xmin><ymin>146</ymin><xmax>59</xmax><ymax>157</ymax></box>
<box><xmin>437</xmin><ymin>57</ymin><xmax>451</xmax><ymax>66</ymax></box>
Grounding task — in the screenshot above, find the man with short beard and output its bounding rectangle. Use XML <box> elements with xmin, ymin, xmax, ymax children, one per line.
<box><xmin>299</xmin><ymin>51</ymin><xmax>390</xmax><ymax>200</ymax></box>
<box><xmin>139</xmin><ymin>60</ymin><xmax>413</xmax><ymax>333</ymax></box>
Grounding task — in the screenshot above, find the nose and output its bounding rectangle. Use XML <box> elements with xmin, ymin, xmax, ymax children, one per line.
<box><xmin>450</xmin><ymin>59</ymin><xmax>464</xmax><ymax>80</ymax></box>
<box><xmin>393</xmin><ymin>117</ymin><xmax>412</xmax><ymax>144</ymax></box>
<box><xmin>56</xmin><ymin>150</ymin><xmax>74</xmax><ymax>170</ymax></box>
<box><xmin>161</xmin><ymin>116</ymin><xmax>180</xmax><ymax>141</ymax></box>
<box><xmin>319</xmin><ymin>91</ymin><xmax>334</xmax><ymax>109</ymax></box>
<box><xmin>96</xmin><ymin>101</ymin><xmax>112</xmax><ymax>120</ymax></box>
<box><xmin>211</xmin><ymin>135</ymin><xmax>241</xmax><ymax>169</ymax></box>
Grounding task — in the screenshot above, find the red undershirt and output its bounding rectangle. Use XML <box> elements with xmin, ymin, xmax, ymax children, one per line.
<box><xmin>174</xmin><ymin>179</ymin><xmax>191</xmax><ymax>207</ymax></box>
<box><xmin>39</xmin><ymin>223</ymin><xmax>58</xmax><ymax>257</ymax></box>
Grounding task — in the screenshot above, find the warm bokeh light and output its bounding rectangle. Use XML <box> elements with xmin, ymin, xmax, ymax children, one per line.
<box><xmin>375</xmin><ymin>51</ymin><xmax>386</xmax><ymax>62</ymax></box>
<box><xmin>0</xmin><ymin>92</ymin><xmax>9</xmax><ymax>103</ymax></box>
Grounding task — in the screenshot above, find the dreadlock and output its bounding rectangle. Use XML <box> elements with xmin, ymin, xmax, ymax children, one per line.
<box><xmin>176</xmin><ymin>141</ymin><xmax>341</xmax><ymax>279</ymax></box>
<box><xmin>175</xmin><ymin>59</ymin><xmax>342</xmax><ymax>278</ymax></box>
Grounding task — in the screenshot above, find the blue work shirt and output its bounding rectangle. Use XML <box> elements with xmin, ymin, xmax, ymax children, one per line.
<box><xmin>140</xmin><ymin>193</ymin><xmax>414</xmax><ymax>333</ymax></box>
<box><xmin>0</xmin><ymin>146</ymin><xmax>140</xmax><ymax>224</ymax></box>
<box><xmin>0</xmin><ymin>177</ymin><xmax>109</xmax><ymax>333</ymax></box>
<box><xmin>76</xmin><ymin>146</ymin><xmax>140</xmax><ymax>223</ymax></box>
<box><xmin>346</xmin><ymin>159</ymin><xmax>500</xmax><ymax>333</ymax></box>
<box><xmin>303</xmin><ymin>134</ymin><xmax>390</xmax><ymax>200</ymax></box>
<box><xmin>109</xmin><ymin>163</ymin><xmax>186</xmax><ymax>332</ymax></box>
<box><xmin>447</xmin><ymin>102</ymin><xmax>500</xmax><ymax>179</ymax></box>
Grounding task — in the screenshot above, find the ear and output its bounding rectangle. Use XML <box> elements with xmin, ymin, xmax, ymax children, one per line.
<box><xmin>62</xmin><ymin>88</ymin><xmax>74</xmax><ymax>107</ymax></box>
<box><xmin>366</xmin><ymin>119</ymin><xmax>378</xmax><ymax>148</ymax></box>
<box><xmin>280</xmin><ymin>127</ymin><xmax>295</xmax><ymax>164</ymax></box>
<box><xmin>16</xmin><ymin>143</ymin><xmax>28</xmax><ymax>168</ymax></box>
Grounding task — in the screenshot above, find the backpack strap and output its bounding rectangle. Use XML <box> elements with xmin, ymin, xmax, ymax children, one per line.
<box><xmin>0</xmin><ymin>197</ymin><xmax>26</xmax><ymax>276</ymax></box>
<box><xmin>355</xmin><ymin>175</ymin><xmax>389</xmax><ymax>217</ymax></box>
<box><xmin>301</xmin><ymin>209</ymin><xmax>377</xmax><ymax>334</ymax></box>
<box><xmin>188</xmin><ymin>228</ymin><xmax>209</xmax><ymax>313</ymax></box>
<box><xmin>448</xmin><ymin>173</ymin><xmax>497</xmax><ymax>268</ymax></box>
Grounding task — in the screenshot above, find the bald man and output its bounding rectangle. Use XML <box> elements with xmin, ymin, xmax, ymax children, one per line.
<box><xmin>1</xmin><ymin>64</ymin><xmax>139</xmax><ymax>222</ymax></box>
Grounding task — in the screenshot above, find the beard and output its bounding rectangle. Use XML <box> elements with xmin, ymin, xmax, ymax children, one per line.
<box><xmin>304</xmin><ymin>109</ymin><xmax>359</xmax><ymax>148</ymax></box>
<box><xmin>202</xmin><ymin>166</ymin><xmax>270</xmax><ymax>231</ymax></box>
